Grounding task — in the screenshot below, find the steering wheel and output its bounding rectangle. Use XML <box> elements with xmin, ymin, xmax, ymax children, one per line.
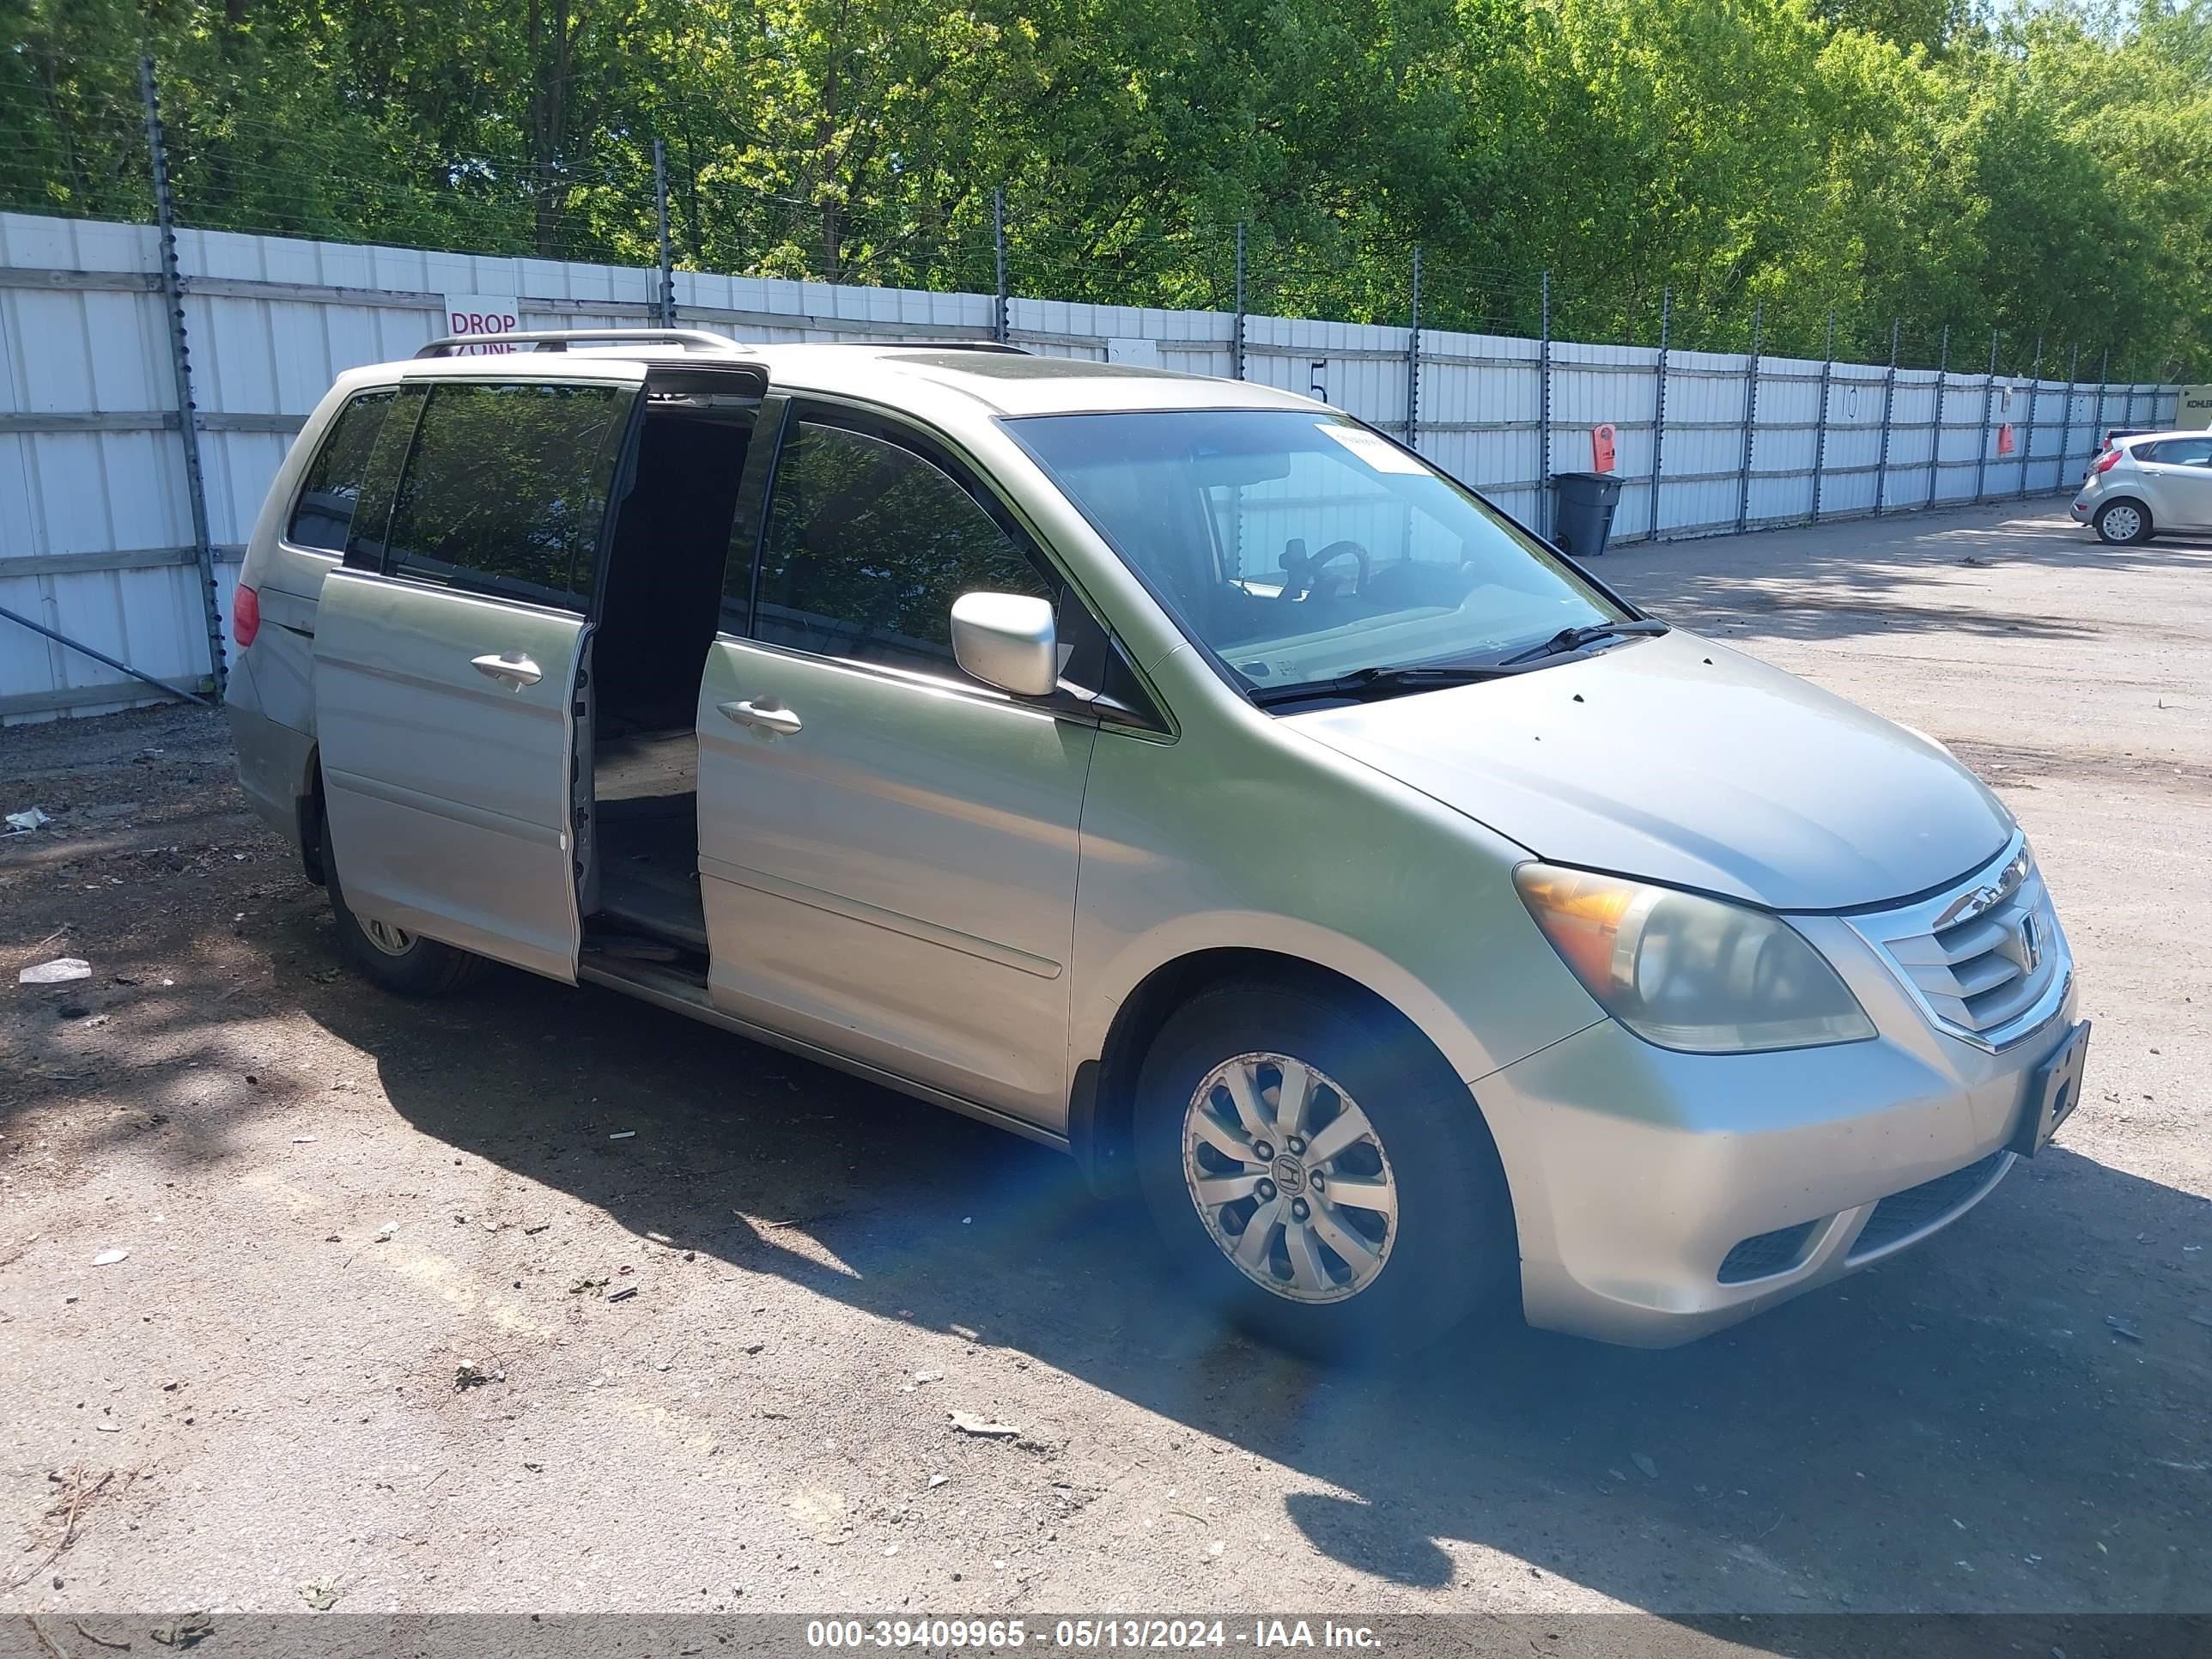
<box><xmin>1282</xmin><ymin>538</ymin><xmax>1370</xmax><ymax>599</ymax></box>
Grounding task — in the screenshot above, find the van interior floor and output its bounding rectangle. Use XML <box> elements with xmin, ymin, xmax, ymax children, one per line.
<box><xmin>590</xmin><ymin>795</ymin><xmax>708</xmax><ymax>954</ymax></box>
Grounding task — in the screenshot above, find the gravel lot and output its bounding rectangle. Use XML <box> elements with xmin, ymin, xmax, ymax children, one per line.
<box><xmin>1</xmin><ymin>501</ymin><xmax>2207</xmax><ymax>1623</ymax></box>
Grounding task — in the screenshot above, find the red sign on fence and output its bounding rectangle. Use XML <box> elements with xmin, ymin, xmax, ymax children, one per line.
<box><xmin>1591</xmin><ymin>423</ymin><xmax>1617</xmax><ymax>473</ymax></box>
<box><xmin>1996</xmin><ymin>423</ymin><xmax>2015</xmax><ymax>456</ymax></box>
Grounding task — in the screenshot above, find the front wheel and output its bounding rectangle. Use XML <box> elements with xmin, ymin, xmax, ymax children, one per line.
<box><xmin>2095</xmin><ymin>499</ymin><xmax>2152</xmax><ymax>545</ymax></box>
<box><xmin>1133</xmin><ymin>978</ymin><xmax>1517</xmax><ymax>1360</ymax></box>
<box><xmin>320</xmin><ymin>800</ymin><xmax>487</xmax><ymax>997</ymax></box>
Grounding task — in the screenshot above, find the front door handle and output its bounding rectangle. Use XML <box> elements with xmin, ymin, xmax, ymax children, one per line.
<box><xmin>471</xmin><ymin>652</ymin><xmax>543</xmax><ymax>689</ymax></box>
<box><xmin>719</xmin><ymin>697</ymin><xmax>802</xmax><ymax>736</ymax></box>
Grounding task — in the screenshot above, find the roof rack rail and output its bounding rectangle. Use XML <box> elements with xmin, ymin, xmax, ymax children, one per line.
<box><xmin>414</xmin><ymin>328</ymin><xmax>750</xmax><ymax>359</ymax></box>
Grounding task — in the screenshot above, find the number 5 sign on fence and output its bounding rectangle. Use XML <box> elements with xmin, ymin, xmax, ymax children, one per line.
<box><xmin>441</xmin><ymin>295</ymin><xmax>520</xmax><ymax>353</ymax></box>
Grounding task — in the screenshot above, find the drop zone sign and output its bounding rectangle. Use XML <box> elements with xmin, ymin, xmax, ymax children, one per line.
<box><xmin>441</xmin><ymin>295</ymin><xmax>521</xmax><ymax>353</ymax></box>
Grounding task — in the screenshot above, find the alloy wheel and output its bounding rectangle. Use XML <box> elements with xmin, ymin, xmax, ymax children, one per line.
<box><xmin>360</xmin><ymin>917</ymin><xmax>417</xmax><ymax>956</ymax></box>
<box><xmin>2101</xmin><ymin>503</ymin><xmax>2142</xmax><ymax>541</ymax></box>
<box><xmin>1182</xmin><ymin>1052</ymin><xmax>1399</xmax><ymax>1303</ymax></box>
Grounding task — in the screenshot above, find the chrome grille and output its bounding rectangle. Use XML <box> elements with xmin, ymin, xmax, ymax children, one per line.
<box><xmin>1850</xmin><ymin>836</ymin><xmax>2068</xmax><ymax>1049</ymax></box>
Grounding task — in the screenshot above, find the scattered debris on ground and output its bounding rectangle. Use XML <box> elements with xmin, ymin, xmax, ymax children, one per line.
<box><xmin>9</xmin><ymin>1466</ymin><xmax>131</xmax><ymax>1591</ymax></box>
<box><xmin>18</xmin><ymin>957</ymin><xmax>90</xmax><ymax>985</ymax></box>
<box><xmin>948</xmin><ymin>1412</ymin><xmax>1020</xmax><ymax>1438</ymax></box>
<box><xmin>297</xmin><ymin>1576</ymin><xmax>343</xmax><ymax>1610</ymax></box>
<box><xmin>149</xmin><ymin>1612</ymin><xmax>214</xmax><ymax>1648</ymax></box>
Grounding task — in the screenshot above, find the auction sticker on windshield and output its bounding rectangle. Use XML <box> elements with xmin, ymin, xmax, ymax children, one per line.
<box><xmin>1316</xmin><ymin>421</ymin><xmax>1428</xmax><ymax>472</ymax></box>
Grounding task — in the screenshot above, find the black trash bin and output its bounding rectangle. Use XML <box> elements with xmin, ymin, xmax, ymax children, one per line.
<box><xmin>1551</xmin><ymin>471</ymin><xmax>1622</xmax><ymax>558</ymax></box>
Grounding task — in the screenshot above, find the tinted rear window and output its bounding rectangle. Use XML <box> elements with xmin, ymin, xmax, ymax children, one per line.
<box><xmin>382</xmin><ymin>382</ymin><xmax>629</xmax><ymax>610</ymax></box>
<box><xmin>288</xmin><ymin>390</ymin><xmax>398</xmax><ymax>553</ymax></box>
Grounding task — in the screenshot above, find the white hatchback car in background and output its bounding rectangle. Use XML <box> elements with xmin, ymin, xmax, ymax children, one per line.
<box><xmin>224</xmin><ymin>329</ymin><xmax>2089</xmax><ymax>1354</ymax></box>
<box><xmin>2072</xmin><ymin>428</ymin><xmax>2212</xmax><ymax>544</ymax></box>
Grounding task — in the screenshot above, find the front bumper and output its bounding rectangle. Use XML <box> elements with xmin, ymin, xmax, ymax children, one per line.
<box><xmin>1479</xmin><ymin>848</ymin><xmax>2080</xmax><ymax>1346</ymax></box>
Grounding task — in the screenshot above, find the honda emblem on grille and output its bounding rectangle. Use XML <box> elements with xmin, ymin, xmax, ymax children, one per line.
<box><xmin>2019</xmin><ymin>912</ymin><xmax>2043</xmax><ymax>972</ymax></box>
<box><xmin>1934</xmin><ymin>848</ymin><xmax>2033</xmax><ymax>931</ymax></box>
<box><xmin>1936</xmin><ymin>884</ymin><xmax>2004</xmax><ymax>929</ymax></box>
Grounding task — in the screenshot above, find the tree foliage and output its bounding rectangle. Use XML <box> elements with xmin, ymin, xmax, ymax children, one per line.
<box><xmin>2</xmin><ymin>0</ymin><xmax>2206</xmax><ymax>373</ymax></box>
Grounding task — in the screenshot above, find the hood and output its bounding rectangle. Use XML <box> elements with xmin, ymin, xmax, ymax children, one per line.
<box><xmin>1288</xmin><ymin>630</ymin><xmax>2012</xmax><ymax>911</ymax></box>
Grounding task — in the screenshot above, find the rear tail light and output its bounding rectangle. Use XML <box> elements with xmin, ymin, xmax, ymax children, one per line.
<box><xmin>2093</xmin><ymin>448</ymin><xmax>2122</xmax><ymax>474</ymax></box>
<box><xmin>232</xmin><ymin>582</ymin><xmax>260</xmax><ymax>648</ymax></box>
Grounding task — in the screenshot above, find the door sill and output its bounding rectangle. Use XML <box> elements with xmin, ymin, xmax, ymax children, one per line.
<box><xmin>574</xmin><ymin>957</ymin><xmax>1072</xmax><ymax>1153</ymax></box>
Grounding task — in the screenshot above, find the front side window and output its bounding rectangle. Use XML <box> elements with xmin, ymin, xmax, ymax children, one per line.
<box><xmin>288</xmin><ymin>389</ymin><xmax>398</xmax><ymax>553</ymax></box>
<box><xmin>383</xmin><ymin>382</ymin><xmax>629</xmax><ymax>609</ymax></box>
<box><xmin>1010</xmin><ymin>410</ymin><xmax>1629</xmax><ymax>695</ymax></box>
<box><xmin>750</xmin><ymin>418</ymin><xmax>1053</xmax><ymax>680</ymax></box>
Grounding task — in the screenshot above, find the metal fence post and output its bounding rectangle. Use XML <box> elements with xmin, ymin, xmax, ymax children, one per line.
<box><xmin>2062</xmin><ymin>343</ymin><xmax>2079</xmax><ymax>486</ymax></box>
<box><xmin>1537</xmin><ymin>270</ymin><xmax>1553</xmax><ymax>539</ymax></box>
<box><xmin>1927</xmin><ymin>325</ymin><xmax>1950</xmax><ymax>508</ymax></box>
<box><xmin>1972</xmin><ymin>329</ymin><xmax>1998</xmax><ymax>502</ymax></box>
<box><xmin>652</xmin><ymin>137</ymin><xmax>675</xmax><ymax>327</ymax></box>
<box><xmin>1809</xmin><ymin>308</ymin><xmax>1835</xmax><ymax>525</ymax></box>
<box><xmin>1735</xmin><ymin>301</ymin><xmax>1762</xmax><ymax>532</ymax></box>
<box><xmin>1405</xmin><ymin>245</ymin><xmax>1422</xmax><ymax>450</ymax></box>
<box><xmin>2017</xmin><ymin>337</ymin><xmax>2041</xmax><ymax>500</ymax></box>
<box><xmin>1650</xmin><ymin>286</ymin><xmax>1671</xmax><ymax>540</ymax></box>
<box><xmin>992</xmin><ymin>187</ymin><xmax>1009</xmax><ymax>344</ymax></box>
<box><xmin>1874</xmin><ymin>317</ymin><xmax>1899</xmax><ymax>515</ymax></box>
<box><xmin>2095</xmin><ymin>348</ymin><xmax>2111</xmax><ymax>468</ymax></box>
<box><xmin>1232</xmin><ymin>222</ymin><xmax>1247</xmax><ymax>381</ymax></box>
<box><xmin>138</xmin><ymin>55</ymin><xmax>226</xmax><ymax>698</ymax></box>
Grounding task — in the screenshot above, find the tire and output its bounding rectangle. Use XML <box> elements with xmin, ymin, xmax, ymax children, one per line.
<box><xmin>1132</xmin><ymin>976</ymin><xmax>1517</xmax><ymax>1361</ymax></box>
<box><xmin>320</xmin><ymin>802</ymin><xmax>487</xmax><ymax>997</ymax></box>
<box><xmin>2095</xmin><ymin>498</ymin><xmax>2152</xmax><ymax>545</ymax></box>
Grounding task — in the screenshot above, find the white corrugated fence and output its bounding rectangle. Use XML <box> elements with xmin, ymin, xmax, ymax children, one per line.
<box><xmin>0</xmin><ymin>210</ymin><xmax>2178</xmax><ymax>722</ymax></box>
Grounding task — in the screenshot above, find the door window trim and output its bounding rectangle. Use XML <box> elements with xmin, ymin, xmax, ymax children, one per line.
<box><xmin>592</xmin><ymin>362</ymin><xmax>769</xmax><ymax>624</ymax></box>
<box><xmin>725</xmin><ymin>394</ymin><xmax>1170</xmax><ymax>732</ymax></box>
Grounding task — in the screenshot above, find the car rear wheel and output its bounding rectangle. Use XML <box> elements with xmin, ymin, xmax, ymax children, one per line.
<box><xmin>2095</xmin><ymin>499</ymin><xmax>2151</xmax><ymax>545</ymax></box>
<box><xmin>1132</xmin><ymin>977</ymin><xmax>1516</xmax><ymax>1360</ymax></box>
<box><xmin>320</xmin><ymin>799</ymin><xmax>487</xmax><ymax>996</ymax></box>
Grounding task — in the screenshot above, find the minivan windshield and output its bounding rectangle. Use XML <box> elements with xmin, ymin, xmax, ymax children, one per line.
<box><xmin>1010</xmin><ymin>409</ymin><xmax>1633</xmax><ymax>697</ymax></box>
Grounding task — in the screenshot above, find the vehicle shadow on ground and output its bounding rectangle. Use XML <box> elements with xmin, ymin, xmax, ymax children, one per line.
<box><xmin>1598</xmin><ymin>509</ymin><xmax>2212</xmax><ymax>647</ymax></box>
<box><xmin>299</xmin><ymin>932</ymin><xmax>2212</xmax><ymax>1617</ymax></box>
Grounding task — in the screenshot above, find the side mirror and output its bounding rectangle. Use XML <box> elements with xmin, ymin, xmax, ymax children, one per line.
<box><xmin>950</xmin><ymin>592</ymin><xmax>1058</xmax><ymax>696</ymax></box>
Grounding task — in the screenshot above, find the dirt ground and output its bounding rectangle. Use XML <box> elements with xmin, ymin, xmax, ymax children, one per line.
<box><xmin>1</xmin><ymin>501</ymin><xmax>2207</xmax><ymax>1624</ymax></box>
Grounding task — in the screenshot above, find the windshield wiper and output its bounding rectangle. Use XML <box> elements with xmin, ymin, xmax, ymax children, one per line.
<box><xmin>1247</xmin><ymin>661</ymin><xmax>1529</xmax><ymax>708</ymax></box>
<box><xmin>1498</xmin><ymin>617</ymin><xmax>1668</xmax><ymax>665</ymax></box>
<box><xmin>1247</xmin><ymin>619</ymin><xmax>1670</xmax><ymax>708</ymax></box>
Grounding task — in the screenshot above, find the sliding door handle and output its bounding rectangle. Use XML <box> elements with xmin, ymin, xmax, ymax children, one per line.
<box><xmin>471</xmin><ymin>652</ymin><xmax>543</xmax><ymax>689</ymax></box>
<box><xmin>719</xmin><ymin>698</ymin><xmax>802</xmax><ymax>736</ymax></box>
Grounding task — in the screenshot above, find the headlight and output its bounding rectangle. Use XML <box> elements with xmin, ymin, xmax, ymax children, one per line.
<box><xmin>1515</xmin><ymin>863</ymin><xmax>1875</xmax><ymax>1053</ymax></box>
